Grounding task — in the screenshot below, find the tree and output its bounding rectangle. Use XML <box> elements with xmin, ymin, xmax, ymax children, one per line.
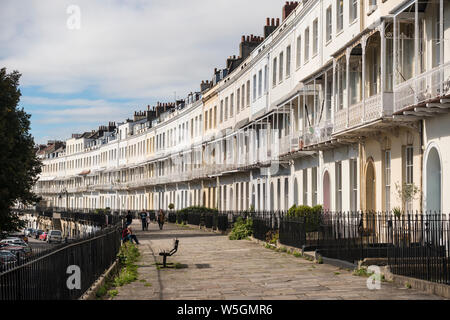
<box><xmin>0</xmin><ymin>68</ymin><xmax>42</xmax><ymax>233</ymax></box>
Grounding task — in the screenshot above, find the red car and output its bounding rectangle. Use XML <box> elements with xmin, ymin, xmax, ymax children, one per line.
<box><xmin>39</xmin><ymin>232</ymin><xmax>48</xmax><ymax>241</ymax></box>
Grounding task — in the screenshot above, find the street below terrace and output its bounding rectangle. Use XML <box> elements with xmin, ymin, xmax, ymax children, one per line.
<box><xmin>113</xmin><ymin>221</ymin><xmax>444</xmax><ymax>300</ymax></box>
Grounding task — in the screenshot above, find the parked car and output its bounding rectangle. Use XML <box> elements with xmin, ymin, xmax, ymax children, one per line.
<box><xmin>0</xmin><ymin>250</ymin><xmax>17</xmax><ymax>261</ymax></box>
<box><xmin>0</xmin><ymin>246</ymin><xmax>28</xmax><ymax>260</ymax></box>
<box><xmin>35</xmin><ymin>230</ymin><xmax>44</xmax><ymax>240</ymax></box>
<box><xmin>0</xmin><ymin>238</ymin><xmax>28</xmax><ymax>247</ymax></box>
<box><xmin>0</xmin><ymin>250</ymin><xmax>17</xmax><ymax>271</ymax></box>
<box><xmin>47</xmin><ymin>230</ymin><xmax>62</xmax><ymax>244</ymax></box>
<box><xmin>39</xmin><ymin>232</ymin><xmax>48</xmax><ymax>241</ymax></box>
<box><xmin>24</xmin><ymin>228</ymin><xmax>34</xmax><ymax>237</ymax></box>
<box><xmin>1</xmin><ymin>242</ymin><xmax>32</xmax><ymax>256</ymax></box>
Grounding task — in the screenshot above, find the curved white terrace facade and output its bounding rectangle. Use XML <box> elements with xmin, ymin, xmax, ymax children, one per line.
<box><xmin>35</xmin><ymin>0</ymin><xmax>450</xmax><ymax>215</ymax></box>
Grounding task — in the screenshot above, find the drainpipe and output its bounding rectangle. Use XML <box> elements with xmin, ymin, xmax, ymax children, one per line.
<box><xmin>359</xmin><ymin>140</ymin><xmax>365</xmax><ymax>213</ymax></box>
<box><xmin>419</xmin><ymin>120</ymin><xmax>424</xmax><ymax>213</ymax></box>
<box><xmin>360</xmin><ymin>0</ymin><xmax>365</xmax><ymax>33</ymax></box>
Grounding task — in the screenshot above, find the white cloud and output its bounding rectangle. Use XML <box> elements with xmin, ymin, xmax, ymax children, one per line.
<box><xmin>1</xmin><ymin>0</ymin><xmax>285</xmax><ymax>142</ymax></box>
<box><xmin>1</xmin><ymin>0</ymin><xmax>283</xmax><ymax>98</ymax></box>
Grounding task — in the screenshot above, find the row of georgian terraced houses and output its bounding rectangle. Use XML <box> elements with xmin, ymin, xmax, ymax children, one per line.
<box><xmin>34</xmin><ymin>0</ymin><xmax>450</xmax><ymax>216</ymax></box>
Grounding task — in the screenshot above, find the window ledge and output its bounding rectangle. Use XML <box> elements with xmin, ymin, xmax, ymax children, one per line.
<box><xmin>367</xmin><ymin>5</ymin><xmax>378</xmax><ymax>16</ymax></box>
<box><xmin>349</xmin><ymin>19</ymin><xmax>358</xmax><ymax>27</ymax></box>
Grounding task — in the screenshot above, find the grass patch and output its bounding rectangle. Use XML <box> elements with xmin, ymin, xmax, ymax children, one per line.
<box><xmin>95</xmin><ymin>242</ymin><xmax>140</xmax><ymax>300</ymax></box>
<box><xmin>144</xmin><ymin>283</ymin><xmax>152</xmax><ymax>287</ymax></box>
<box><xmin>293</xmin><ymin>251</ymin><xmax>302</xmax><ymax>258</ymax></box>
<box><xmin>316</xmin><ymin>256</ymin><xmax>324</xmax><ymax>264</ymax></box>
<box><xmin>176</xmin><ymin>221</ymin><xmax>189</xmax><ymax>228</ymax></box>
<box><xmin>334</xmin><ymin>272</ymin><xmax>341</xmax><ymax>275</ymax></box>
<box><xmin>352</xmin><ymin>267</ymin><xmax>373</xmax><ymax>277</ymax></box>
<box><xmin>107</xmin><ymin>289</ymin><xmax>118</xmax><ymax>298</ymax></box>
<box><xmin>405</xmin><ymin>282</ymin><xmax>412</xmax><ymax>289</ymax></box>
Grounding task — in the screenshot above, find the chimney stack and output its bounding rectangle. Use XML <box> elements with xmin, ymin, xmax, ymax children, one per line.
<box><xmin>239</xmin><ymin>34</ymin><xmax>264</xmax><ymax>61</ymax></box>
<box><xmin>282</xmin><ymin>1</ymin><xmax>299</xmax><ymax>21</ymax></box>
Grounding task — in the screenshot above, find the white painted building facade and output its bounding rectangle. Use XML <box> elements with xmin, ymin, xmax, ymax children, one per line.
<box><xmin>35</xmin><ymin>0</ymin><xmax>450</xmax><ymax>217</ymax></box>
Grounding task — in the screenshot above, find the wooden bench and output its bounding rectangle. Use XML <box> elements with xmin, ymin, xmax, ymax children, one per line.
<box><xmin>159</xmin><ymin>239</ymin><xmax>179</xmax><ymax>268</ymax></box>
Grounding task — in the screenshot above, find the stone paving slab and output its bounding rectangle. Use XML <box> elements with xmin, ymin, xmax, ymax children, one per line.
<box><xmin>113</xmin><ymin>221</ymin><xmax>446</xmax><ymax>301</ymax></box>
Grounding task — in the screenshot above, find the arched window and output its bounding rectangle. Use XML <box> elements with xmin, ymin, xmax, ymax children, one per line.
<box><xmin>425</xmin><ymin>146</ymin><xmax>442</xmax><ymax>214</ymax></box>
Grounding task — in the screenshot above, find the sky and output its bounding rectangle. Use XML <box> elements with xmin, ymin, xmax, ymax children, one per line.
<box><xmin>0</xmin><ymin>0</ymin><xmax>285</xmax><ymax>144</ymax></box>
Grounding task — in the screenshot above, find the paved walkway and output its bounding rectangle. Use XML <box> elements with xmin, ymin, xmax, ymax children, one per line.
<box><xmin>114</xmin><ymin>221</ymin><xmax>444</xmax><ymax>300</ymax></box>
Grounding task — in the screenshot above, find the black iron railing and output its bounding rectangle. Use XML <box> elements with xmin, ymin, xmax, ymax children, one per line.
<box><xmin>246</xmin><ymin>210</ymin><xmax>450</xmax><ymax>285</ymax></box>
<box><xmin>170</xmin><ymin>210</ymin><xmax>229</xmax><ymax>232</ymax></box>
<box><xmin>0</xmin><ymin>225</ymin><xmax>121</xmax><ymax>300</ymax></box>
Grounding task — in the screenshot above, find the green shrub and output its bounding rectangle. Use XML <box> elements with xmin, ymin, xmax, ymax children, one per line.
<box><xmin>286</xmin><ymin>205</ymin><xmax>323</xmax><ymax>232</ymax></box>
<box><xmin>96</xmin><ymin>285</ymin><xmax>108</xmax><ymax>298</ymax></box>
<box><xmin>287</xmin><ymin>205</ymin><xmax>297</xmax><ymax>217</ymax></box>
<box><xmin>267</xmin><ymin>230</ymin><xmax>279</xmax><ymax>244</ymax></box>
<box><xmin>178</xmin><ymin>206</ymin><xmax>218</xmax><ymax>215</ymax></box>
<box><xmin>229</xmin><ymin>217</ymin><xmax>253</xmax><ymax>240</ymax></box>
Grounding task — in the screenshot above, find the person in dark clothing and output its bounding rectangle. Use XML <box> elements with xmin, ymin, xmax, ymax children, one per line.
<box><xmin>122</xmin><ymin>226</ymin><xmax>129</xmax><ymax>243</ymax></box>
<box><xmin>157</xmin><ymin>210</ymin><xmax>165</xmax><ymax>230</ymax></box>
<box><xmin>139</xmin><ymin>211</ymin><xmax>148</xmax><ymax>231</ymax></box>
<box><xmin>125</xmin><ymin>211</ymin><xmax>133</xmax><ymax>227</ymax></box>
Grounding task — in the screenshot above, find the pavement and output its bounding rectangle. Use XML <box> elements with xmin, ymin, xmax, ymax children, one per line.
<box><xmin>113</xmin><ymin>220</ymin><xmax>445</xmax><ymax>300</ymax></box>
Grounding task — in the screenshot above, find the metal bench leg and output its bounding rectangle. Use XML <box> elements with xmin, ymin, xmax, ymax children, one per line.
<box><xmin>163</xmin><ymin>255</ymin><xmax>167</xmax><ymax>268</ymax></box>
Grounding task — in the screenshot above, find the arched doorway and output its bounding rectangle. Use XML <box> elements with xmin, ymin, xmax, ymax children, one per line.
<box><xmin>323</xmin><ymin>171</ymin><xmax>331</xmax><ymax>211</ymax></box>
<box><xmin>365</xmin><ymin>160</ymin><xmax>376</xmax><ymax>212</ymax></box>
<box><xmin>426</xmin><ymin>147</ymin><xmax>441</xmax><ymax>213</ymax></box>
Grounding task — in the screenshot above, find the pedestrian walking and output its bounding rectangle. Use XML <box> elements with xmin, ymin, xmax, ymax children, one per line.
<box><xmin>157</xmin><ymin>209</ymin><xmax>165</xmax><ymax>230</ymax></box>
<box><xmin>146</xmin><ymin>214</ymin><xmax>151</xmax><ymax>227</ymax></box>
<box><xmin>139</xmin><ymin>211</ymin><xmax>148</xmax><ymax>231</ymax></box>
<box><xmin>125</xmin><ymin>211</ymin><xmax>133</xmax><ymax>227</ymax></box>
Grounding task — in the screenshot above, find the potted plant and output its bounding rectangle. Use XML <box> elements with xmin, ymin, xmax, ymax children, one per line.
<box><xmin>394</xmin><ymin>182</ymin><xmax>420</xmax><ymax>214</ymax></box>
